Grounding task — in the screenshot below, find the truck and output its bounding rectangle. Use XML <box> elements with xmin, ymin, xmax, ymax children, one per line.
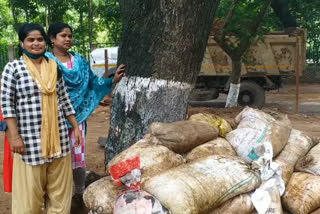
<box><xmin>90</xmin><ymin>46</ymin><xmax>118</xmax><ymax>77</ymax></box>
<box><xmin>90</xmin><ymin>28</ymin><xmax>306</xmax><ymax>108</ymax></box>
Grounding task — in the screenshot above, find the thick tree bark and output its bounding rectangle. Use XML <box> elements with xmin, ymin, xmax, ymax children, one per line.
<box><xmin>105</xmin><ymin>0</ymin><xmax>220</xmax><ymax>163</ymax></box>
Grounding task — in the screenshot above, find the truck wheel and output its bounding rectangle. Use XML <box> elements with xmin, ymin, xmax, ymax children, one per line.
<box><xmin>238</xmin><ymin>81</ymin><xmax>265</xmax><ymax>109</ymax></box>
<box><xmin>189</xmin><ymin>88</ymin><xmax>219</xmax><ymax>101</ymax></box>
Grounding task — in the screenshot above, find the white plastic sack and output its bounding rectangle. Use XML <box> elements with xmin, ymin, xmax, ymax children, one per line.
<box><xmin>143</xmin><ymin>155</ymin><xmax>261</xmax><ymax>214</ymax></box>
<box><xmin>251</xmin><ymin>176</ymin><xmax>284</xmax><ymax>214</ymax></box>
<box><xmin>227</xmin><ymin>107</ymin><xmax>291</xmax><ymax>163</ymax></box>
<box><xmin>114</xmin><ymin>189</ymin><xmax>170</xmax><ymax>214</ymax></box>
<box><xmin>230</xmin><ymin>108</ymin><xmax>290</xmax><ymax>214</ymax></box>
<box><xmin>186</xmin><ymin>137</ymin><xmax>236</xmax><ymax>162</ymax></box>
<box><xmin>295</xmin><ymin>143</ymin><xmax>320</xmax><ymax>176</ymax></box>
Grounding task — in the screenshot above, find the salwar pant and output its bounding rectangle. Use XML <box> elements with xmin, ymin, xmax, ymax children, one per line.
<box><xmin>12</xmin><ymin>154</ymin><xmax>72</xmax><ymax>214</ymax></box>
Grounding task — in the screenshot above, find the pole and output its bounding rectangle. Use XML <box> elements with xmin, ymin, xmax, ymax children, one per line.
<box><xmin>295</xmin><ymin>36</ymin><xmax>301</xmax><ymax>113</ymax></box>
<box><xmin>8</xmin><ymin>45</ymin><xmax>15</xmax><ymax>62</ymax></box>
<box><xmin>105</xmin><ymin>49</ymin><xmax>109</xmax><ymax>78</ymax></box>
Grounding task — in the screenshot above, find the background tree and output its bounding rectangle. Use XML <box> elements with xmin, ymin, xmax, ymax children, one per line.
<box><xmin>271</xmin><ymin>0</ymin><xmax>297</xmax><ymax>28</ymax></box>
<box><xmin>105</xmin><ymin>0</ymin><xmax>220</xmax><ymax>162</ymax></box>
<box><xmin>262</xmin><ymin>0</ymin><xmax>320</xmax><ymax>64</ymax></box>
<box><xmin>96</xmin><ymin>0</ymin><xmax>122</xmax><ymax>44</ymax></box>
<box><xmin>290</xmin><ymin>0</ymin><xmax>320</xmax><ymax>64</ymax></box>
<box><xmin>38</xmin><ymin>0</ymin><xmax>69</xmax><ymax>27</ymax></box>
<box><xmin>0</xmin><ymin>0</ymin><xmax>16</xmax><ymax>44</ymax></box>
<box><xmin>8</xmin><ymin>0</ymin><xmax>37</xmax><ymax>31</ymax></box>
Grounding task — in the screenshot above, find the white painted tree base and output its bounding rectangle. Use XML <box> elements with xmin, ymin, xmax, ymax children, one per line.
<box><xmin>105</xmin><ymin>76</ymin><xmax>191</xmax><ymax>163</ymax></box>
<box><xmin>225</xmin><ymin>83</ymin><xmax>240</xmax><ymax>107</ymax></box>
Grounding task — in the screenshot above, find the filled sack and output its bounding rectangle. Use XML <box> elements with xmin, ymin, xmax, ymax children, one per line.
<box><xmin>186</xmin><ymin>137</ymin><xmax>236</xmax><ymax>162</ymax></box>
<box><xmin>275</xmin><ymin>129</ymin><xmax>315</xmax><ymax>184</ymax></box>
<box><xmin>188</xmin><ymin>113</ymin><xmax>232</xmax><ymax>137</ymax></box>
<box><xmin>207</xmin><ymin>193</ymin><xmax>254</xmax><ymax>214</ymax></box>
<box><xmin>226</xmin><ymin>107</ymin><xmax>291</xmax><ymax>163</ymax></box>
<box><xmin>83</xmin><ymin>176</ymin><xmax>123</xmax><ymax>214</ymax></box>
<box><xmin>143</xmin><ymin>155</ymin><xmax>261</xmax><ymax>214</ymax></box>
<box><xmin>282</xmin><ymin>172</ymin><xmax>320</xmax><ymax>214</ymax></box>
<box><xmin>311</xmin><ymin>208</ymin><xmax>320</xmax><ymax>214</ymax></box>
<box><xmin>110</xmin><ymin>156</ymin><xmax>169</xmax><ymax>214</ymax></box>
<box><xmin>147</xmin><ymin>120</ymin><xmax>219</xmax><ymax>153</ymax></box>
<box><xmin>107</xmin><ymin>139</ymin><xmax>184</xmax><ymax>182</ymax></box>
<box><xmin>295</xmin><ymin>143</ymin><xmax>320</xmax><ymax>176</ymax></box>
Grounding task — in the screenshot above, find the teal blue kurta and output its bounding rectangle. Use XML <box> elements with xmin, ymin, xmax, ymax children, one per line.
<box><xmin>46</xmin><ymin>52</ymin><xmax>113</xmax><ymax>127</ymax></box>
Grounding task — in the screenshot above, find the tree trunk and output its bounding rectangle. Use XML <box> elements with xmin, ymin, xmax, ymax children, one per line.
<box><xmin>79</xmin><ymin>7</ymin><xmax>86</xmax><ymax>56</ymax></box>
<box><xmin>88</xmin><ymin>0</ymin><xmax>93</xmax><ymax>49</ymax></box>
<box><xmin>9</xmin><ymin>0</ymin><xmax>19</xmax><ymax>32</ymax></box>
<box><xmin>24</xmin><ymin>9</ymin><xmax>30</xmax><ymax>23</ymax></box>
<box><xmin>105</xmin><ymin>0</ymin><xmax>220</xmax><ymax>163</ymax></box>
<box><xmin>271</xmin><ymin>0</ymin><xmax>298</xmax><ymax>28</ymax></box>
<box><xmin>225</xmin><ymin>57</ymin><xmax>241</xmax><ymax>107</ymax></box>
<box><xmin>45</xmin><ymin>6</ymin><xmax>49</xmax><ymax>30</ymax></box>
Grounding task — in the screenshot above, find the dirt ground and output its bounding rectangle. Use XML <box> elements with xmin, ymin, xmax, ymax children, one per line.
<box><xmin>0</xmin><ymin>83</ymin><xmax>320</xmax><ymax>213</ymax></box>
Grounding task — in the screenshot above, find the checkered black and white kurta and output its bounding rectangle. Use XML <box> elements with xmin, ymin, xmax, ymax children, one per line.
<box><xmin>1</xmin><ymin>58</ymin><xmax>75</xmax><ymax>165</ymax></box>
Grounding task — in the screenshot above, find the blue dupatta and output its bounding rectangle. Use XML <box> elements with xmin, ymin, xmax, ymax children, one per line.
<box><xmin>45</xmin><ymin>52</ymin><xmax>113</xmax><ymax>126</ymax></box>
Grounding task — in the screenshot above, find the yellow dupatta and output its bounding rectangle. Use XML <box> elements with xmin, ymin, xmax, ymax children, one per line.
<box><xmin>23</xmin><ymin>54</ymin><xmax>61</xmax><ymax>158</ymax></box>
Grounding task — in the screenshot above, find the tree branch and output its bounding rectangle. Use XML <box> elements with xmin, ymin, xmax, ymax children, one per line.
<box><xmin>214</xmin><ymin>37</ymin><xmax>235</xmax><ymax>57</ymax></box>
<box><xmin>223</xmin><ymin>0</ymin><xmax>239</xmax><ymax>35</ymax></box>
<box><xmin>214</xmin><ymin>0</ymin><xmax>240</xmax><ymax>58</ymax></box>
<box><xmin>238</xmin><ymin>0</ymin><xmax>272</xmax><ymax>54</ymax></box>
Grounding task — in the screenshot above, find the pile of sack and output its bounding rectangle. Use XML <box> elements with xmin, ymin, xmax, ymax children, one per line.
<box><xmin>83</xmin><ymin>107</ymin><xmax>320</xmax><ymax>214</ymax></box>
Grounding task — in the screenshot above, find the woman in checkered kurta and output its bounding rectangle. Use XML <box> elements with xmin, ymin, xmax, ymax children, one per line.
<box><xmin>1</xmin><ymin>56</ymin><xmax>75</xmax><ymax>165</ymax></box>
<box><xmin>1</xmin><ymin>23</ymin><xmax>81</xmax><ymax>214</ymax></box>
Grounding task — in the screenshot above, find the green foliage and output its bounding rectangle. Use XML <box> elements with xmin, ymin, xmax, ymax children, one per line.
<box><xmin>289</xmin><ymin>0</ymin><xmax>320</xmax><ymax>64</ymax></box>
<box><xmin>0</xmin><ymin>0</ymin><xmax>319</xmax><ymax>63</ymax></box>
<box><xmin>96</xmin><ymin>0</ymin><xmax>122</xmax><ymax>44</ymax></box>
<box><xmin>216</xmin><ymin>0</ymin><xmax>271</xmax><ymax>45</ymax></box>
<box><xmin>0</xmin><ymin>0</ymin><xmax>121</xmax><ymax>48</ymax></box>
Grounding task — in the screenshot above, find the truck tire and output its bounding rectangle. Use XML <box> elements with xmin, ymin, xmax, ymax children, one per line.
<box><xmin>238</xmin><ymin>81</ymin><xmax>265</xmax><ymax>109</ymax></box>
<box><xmin>189</xmin><ymin>88</ymin><xmax>219</xmax><ymax>101</ymax></box>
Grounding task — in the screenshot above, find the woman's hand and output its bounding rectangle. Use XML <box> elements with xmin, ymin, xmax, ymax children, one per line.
<box><xmin>9</xmin><ymin>135</ymin><xmax>25</xmax><ymax>154</ymax></box>
<box><xmin>113</xmin><ymin>64</ymin><xmax>126</xmax><ymax>83</ymax></box>
<box><xmin>66</xmin><ymin>115</ymin><xmax>81</xmax><ymax>147</ymax></box>
<box><xmin>74</xmin><ymin>127</ymin><xmax>82</xmax><ymax>147</ymax></box>
<box><xmin>5</xmin><ymin>118</ymin><xmax>25</xmax><ymax>154</ymax></box>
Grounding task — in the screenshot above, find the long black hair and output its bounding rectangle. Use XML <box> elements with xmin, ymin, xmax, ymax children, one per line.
<box><xmin>47</xmin><ymin>22</ymin><xmax>73</xmax><ymax>48</ymax></box>
<box><xmin>18</xmin><ymin>23</ymin><xmax>47</xmax><ymax>56</ymax></box>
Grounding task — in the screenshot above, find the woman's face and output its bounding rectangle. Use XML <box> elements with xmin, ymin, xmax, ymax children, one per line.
<box><xmin>22</xmin><ymin>30</ymin><xmax>46</xmax><ymax>55</ymax></box>
<box><xmin>51</xmin><ymin>28</ymin><xmax>73</xmax><ymax>51</ymax></box>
